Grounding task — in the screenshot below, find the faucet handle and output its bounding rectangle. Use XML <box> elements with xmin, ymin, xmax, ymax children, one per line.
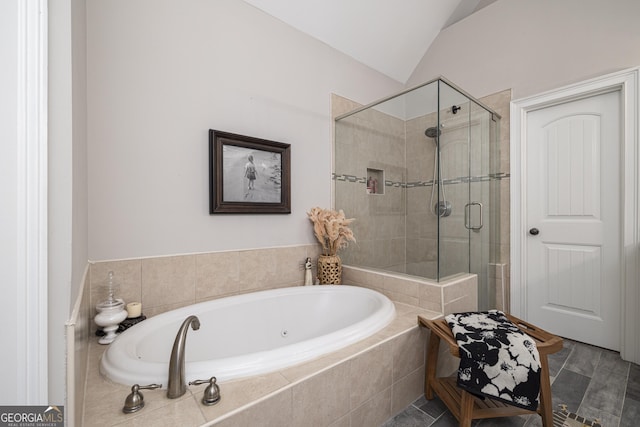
<box><xmin>122</xmin><ymin>383</ymin><xmax>162</xmax><ymax>414</ymax></box>
<box><xmin>138</xmin><ymin>383</ymin><xmax>162</xmax><ymax>390</ymax></box>
<box><xmin>189</xmin><ymin>376</ymin><xmax>221</xmax><ymax>406</ymax></box>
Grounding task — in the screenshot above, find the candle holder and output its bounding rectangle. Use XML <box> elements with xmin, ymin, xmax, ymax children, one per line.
<box><xmin>94</xmin><ymin>271</ymin><xmax>127</xmax><ymax>344</ymax></box>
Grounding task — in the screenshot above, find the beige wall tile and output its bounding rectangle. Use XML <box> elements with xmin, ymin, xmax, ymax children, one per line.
<box><xmin>196</xmin><ymin>378</ymin><xmax>262</xmax><ymax>422</ymax></box>
<box><xmin>141</xmin><ymin>255</ymin><xmax>196</xmax><ymax>309</ymax></box>
<box><xmin>291</xmin><ymin>363</ymin><xmax>351</xmax><ymax>426</ymax></box>
<box><xmin>214</xmin><ymin>388</ymin><xmax>293</xmax><ymax>427</ymax></box>
<box><xmin>392</xmin><ymin>328</ymin><xmax>426</xmax><ymax>382</ymax></box>
<box><xmin>329</xmin><ymin>414</ymin><xmax>351</xmax><ymax>427</ymax></box>
<box><xmin>391</xmin><ymin>366</ymin><xmax>424</xmax><ymax>415</ymax></box>
<box><xmin>143</xmin><ymin>300</ymin><xmax>195</xmax><ymax>318</ymax></box>
<box><xmin>237</xmin><ymin>248</ymin><xmax>279</xmax><ymax>291</ymax></box>
<box><xmin>273</xmin><ymin>245</ymin><xmax>307</xmax><ymax>285</ymax></box>
<box><xmin>383</xmin><ymin>275</ymin><xmax>418</xmax><ymax>299</ymax></box>
<box><xmin>342</xmin><ymin>266</ymin><xmax>384</xmax><ymax>289</ymax></box>
<box><xmin>443</xmin><ymin>295</ymin><xmax>477</xmax><ymax>315</ymax></box>
<box><xmin>418</xmin><ymin>283</ymin><xmax>442</xmax><ymax>313</ymax></box>
<box><xmin>331</xmin><ymin>93</ymin><xmax>362</xmax><ymax>119</ymax></box>
<box><xmin>382</xmin><ymin>289</ymin><xmax>419</xmax><ymax>306</ymax></box>
<box><xmin>349</xmin><ymin>340</ymin><xmax>393</xmax><ymax>409</ymax></box>
<box><xmin>278</xmin><ymin>352</ymin><xmax>343</xmax><ymax>384</ymax></box>
<box><xmin>90</xmin><ymin>259</ymin><xmax>142</xmax><ymax>316</ymax></box>
<box><xmin>195</xmin><ymin>251</ymin><xmax>240</xmax><ymax>300</ymax></box>
<box><xmin>350</xmin><ymin>387</ymin><xmax>392</xmax><ymax>427</ymax></box>
<box><xmin>442</xmin><ymin>275</ymin><xmax>477</xmax><ymax>304</ymax></box>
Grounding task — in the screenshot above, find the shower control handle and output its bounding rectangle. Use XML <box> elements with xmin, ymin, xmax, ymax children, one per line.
<box><xmin>529</xmin><ymin>228</ymin><xmax>540</xmax><ymax>236</ymax></box>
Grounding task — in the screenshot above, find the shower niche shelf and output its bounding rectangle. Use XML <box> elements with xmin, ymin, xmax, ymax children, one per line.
<box><xmin>366</xmin><ymin>168</ymin><xmax>384</xmax><ymax>195</ymax></box>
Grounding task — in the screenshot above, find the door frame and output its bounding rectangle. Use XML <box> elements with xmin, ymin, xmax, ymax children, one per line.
<box><xmin>510</xmin><ymin>67</ymin><xmax>640</xmax><ymax>363</ymax></box>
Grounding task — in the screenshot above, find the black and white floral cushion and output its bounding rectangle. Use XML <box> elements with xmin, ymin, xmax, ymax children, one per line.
<box><xmin>445</xmin><ymin>310</ymin><xmax>541</xmax><ymax>411</ymax></box>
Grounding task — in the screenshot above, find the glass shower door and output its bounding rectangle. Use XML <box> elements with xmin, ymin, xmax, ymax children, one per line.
<box><xmin>436</xmin><ymin>81</ymin><xmax>471</xmax><ymax>281</ymax></box>
<box><xmin>468</xmin><ymin>101</ymin><xmax>496</xmax><ymax>310</ymax></box>
<box><xmin>436</xmin><ymin>82</ymin><xmax>498</xmax><ymax>310</ymax></box>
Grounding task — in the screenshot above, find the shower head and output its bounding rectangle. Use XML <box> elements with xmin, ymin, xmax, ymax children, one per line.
<box><xmin>425</xmin><ymin>127</ymin><xmax>441</xmax><ymax>139</ymax></box>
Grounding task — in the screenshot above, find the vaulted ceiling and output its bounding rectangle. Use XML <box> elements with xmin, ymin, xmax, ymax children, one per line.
<box><xmin>243</xmin><ymin>0</ymin><xmax>497</xmax><ymax>83</ymax></box>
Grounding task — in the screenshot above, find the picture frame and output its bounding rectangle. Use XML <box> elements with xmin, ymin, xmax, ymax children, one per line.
<box><xmin>209</xmin><ymin>130</ymin><xmax>291</xmax><ymax>214</ymax></box>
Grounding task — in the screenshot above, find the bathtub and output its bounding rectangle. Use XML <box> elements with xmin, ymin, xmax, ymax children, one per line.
<box><xmin>101</xmin><ymin>285</ymin><xmax>396</xmax><ymax>386</ymax></box>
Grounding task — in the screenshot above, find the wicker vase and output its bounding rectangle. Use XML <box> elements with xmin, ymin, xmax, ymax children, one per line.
<box><xmin>317</xmin><ymin>255</ymin><xmax>342</xmax><ymax>285</ymax></box>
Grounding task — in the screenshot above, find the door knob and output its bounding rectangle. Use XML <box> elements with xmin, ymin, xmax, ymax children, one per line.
<box><xmin>529</xmin><ymin>228</ymin><xmax>540</xmax><ymax>236</ymax></box>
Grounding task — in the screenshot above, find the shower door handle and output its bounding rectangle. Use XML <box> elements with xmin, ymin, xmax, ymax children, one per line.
<box><xmin>465</xmin><ymin>202</ymin><xmax>483</xmax><ymax>230</ymax></box>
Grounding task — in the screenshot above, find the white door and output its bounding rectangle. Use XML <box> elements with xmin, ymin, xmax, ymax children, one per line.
<box><xmin>525</xmin><ymin>90</ymin><xmax>621</xmax><ymax>350</ymax></box>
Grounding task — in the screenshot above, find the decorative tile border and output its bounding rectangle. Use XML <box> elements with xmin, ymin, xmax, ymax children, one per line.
<box><xmin>333</xmin><ymin>172</ymin><xmax>510</xmax><ymax>188</ymax></box>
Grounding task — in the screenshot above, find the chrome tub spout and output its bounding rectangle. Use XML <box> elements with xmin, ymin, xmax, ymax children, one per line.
<box><xmin>167</xmin><ymin>315</ymin><xmax>200</xmax><ymax>399</ymax></box>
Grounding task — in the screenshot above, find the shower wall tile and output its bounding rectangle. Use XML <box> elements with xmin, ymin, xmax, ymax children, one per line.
<box><xmin>480</xmin><ymin>89</ymin><xmax>512</xmax><ymax>274</ymax></box>
<box><xmin>331</xmin><ymin>93</ymin><xmax>362</xmax><ymax>119</ymax></box>
<box><xmin>480</xmin><ymin>89</ymin><xmax>511</xmax><ymax>172</ymax></box>
<box><xmin>490</xmin><ymin>263</ymin><xmax>503</xmax><ymax>311</ymax></box>
<box><xmin>406</xmin><ymin>238</ymin><xmax>437</xmax><ymax>264</ymax></box>
<box><xmin>499</xmin><ymin>178</ymin><xmax>511</xmax><ymax>260</ymax></box>
<box><xmin>334</xmin><ymin>94</ymin><xmax>408</xmax><ymax>273</ymax></box>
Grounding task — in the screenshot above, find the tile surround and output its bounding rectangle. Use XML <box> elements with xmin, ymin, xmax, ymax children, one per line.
<box><xmin>77</xmin><ymin>242</ymin><xmax>483</xmax><ymax>426</ymax></box>
<box><xmin>88</xmin><ymin>244</ymin><xmax>322</xmax><ymax>320</ymax></box>
<box><xmin>343</xmin><ymin>265</ymin><xmax>478</xmax><ymax>315</ymax></box>
<box><xmin>81</xmin><ymin>297</ymin><xmax>441</xmax><ymax>426</ymax></box>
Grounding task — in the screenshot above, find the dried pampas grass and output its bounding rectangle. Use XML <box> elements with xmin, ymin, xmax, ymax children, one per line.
<box><xmin>307</xmin><ymin>207</ymin><xmax>356</xmax><ymax>256</ymax></box>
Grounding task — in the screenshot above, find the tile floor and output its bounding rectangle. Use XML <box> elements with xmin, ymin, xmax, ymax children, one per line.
<box><xmin>383</xmin><ymin>339</ymin><xmax>640</xmax><ymax>427</ymax></box>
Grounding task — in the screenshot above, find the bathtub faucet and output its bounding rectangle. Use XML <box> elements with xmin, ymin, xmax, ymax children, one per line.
<box><xmin>167</xmin><ymin>315</ymin><xmax>200</xmax><ymax>399</ymax></box>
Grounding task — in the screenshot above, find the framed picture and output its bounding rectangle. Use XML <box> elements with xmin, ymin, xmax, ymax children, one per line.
<box><xmin>209</xmin><ymin>130</ymin><xmax>291</xmax><ymax>214</ymax></box>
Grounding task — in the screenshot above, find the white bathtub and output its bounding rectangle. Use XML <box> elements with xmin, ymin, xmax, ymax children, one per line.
<box><xmin>101</xmin><ymin>285</ymin><xmax>396</xmax><ymax>386</ymax></box>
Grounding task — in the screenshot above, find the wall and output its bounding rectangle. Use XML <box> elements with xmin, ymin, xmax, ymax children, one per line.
<box><xmin>86</xmin><ymin>0</ymin><xmax>403</xmax><ymax>261</ymax></box>
<box><xmin>407</xmin><ymin>0</ymin><xmax>640</xmax><ymax>100</ymax></box>
<box><xmin>0</xmin><ymin>0</ymin><xmax>21</xmax><ymax>404</ymax></box>
<box><xmin>49</xmin><ymin>0</ymin><xmax>89</xmax><ymax>406</ymax></box>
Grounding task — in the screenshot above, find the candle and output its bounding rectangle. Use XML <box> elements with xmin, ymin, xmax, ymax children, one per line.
<box><xmin>126</xmin><ymin>302</ymin><xmax>142</xmax><ymax>318</ymax></box>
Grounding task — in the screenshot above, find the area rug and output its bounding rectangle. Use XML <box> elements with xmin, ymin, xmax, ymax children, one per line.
<box><xmin>553</xmin><ymin>404</ymin><xmax>602</xmax><ymax>427</ymax></box>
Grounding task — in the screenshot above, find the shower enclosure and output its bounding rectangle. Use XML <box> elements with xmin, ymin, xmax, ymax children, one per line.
<box><xmin>334</xmin><ymin>78</ymin><xmax>501</xmax><ymax>311</ymax></box>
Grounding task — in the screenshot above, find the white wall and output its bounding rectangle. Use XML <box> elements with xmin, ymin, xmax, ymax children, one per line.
<box><xmin>87</xmin><ymin>0</ymin><xmax>402</xmax><ymax>261</ymax></box>
<box><xmin>407</xmin><ymin>0</ymin><xmax>640</xmax><ymax>99</ymax></box>
<box><xmin>0</xmin><ymin>0</ymin><xmax>21</xmax><ymax>404</ymax></box>
<box><xmin>49</xmin><ymin>0</ymin><xmax>88</xmax><ymax>405</ymax></box>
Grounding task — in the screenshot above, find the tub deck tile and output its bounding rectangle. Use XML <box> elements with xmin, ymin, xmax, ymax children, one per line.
<box><xmin>84</xmin><ymin>302</ymin><xmax>442</xmax><ymax>426</ymax></box>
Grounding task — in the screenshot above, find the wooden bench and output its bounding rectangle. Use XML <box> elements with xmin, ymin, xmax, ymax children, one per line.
<box><xmin>418</xmin><ymin>314</ymin><xmax>563</xmax><ymax>427</ymax></box>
